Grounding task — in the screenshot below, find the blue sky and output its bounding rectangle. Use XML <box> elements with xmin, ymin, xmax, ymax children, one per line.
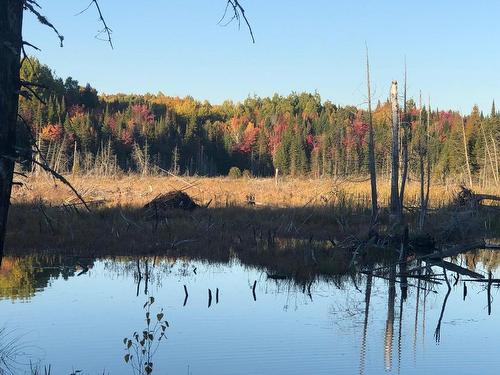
<box><xmin>23</xmin><ymin>0</ymin><xmax>500</xmax><ymax>113</ymax></box>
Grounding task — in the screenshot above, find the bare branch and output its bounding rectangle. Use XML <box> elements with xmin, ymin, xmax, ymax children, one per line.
<box><xmin>23</xmin><ymin>1</ymin><xmax>64</xmax><ymax>47</ymax></box>
<box><xmin>22</xmin><ymin>41</ymin><xmax>41</xmax><ymax>51</ymax></box>
<box><xmin>18</xmin><ymin>84</ymin><xmax>46</xmax><ymax>105</ymax></box>
<box><xmin>20</xmin><ymin>80</ymin><xmax>48</xmax><ymax>89</ymax></box>
<box><xmin>29</xmin><ymin>159</ymin><xmax>91</xmax><ymax>212</ymax></box>
<box><xmin>218</xmin><ymin>0</ymin><xmax>255</xmax><ymax>43</ymax></box>
<box><xmin>75</xmin><ymin>0</ymin><xmax>113</xmax><ymax>49</ymax></box>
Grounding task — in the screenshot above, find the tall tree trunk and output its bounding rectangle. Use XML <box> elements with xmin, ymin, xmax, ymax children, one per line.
<box><xmin>418</xmin><ymin>92</ymin><xmax>426</xmax><ymax>230</ymax></box>
<box><xmin>0</xmin><ymin>1</ymin><xmax>24</xmax><ymax>260</ymax></box>
<box><xmin>461</xmin><ymin>117</ymin><xmax>473</xmax><ymax>187</ymax></box>
<box><xmin>481</xmin><ymin>125</ymin><xmax>498</xmax><ymax>185</ymax></box>
<box><xmin>366</xmin><ymin>48</ymin><xmax>378</xmax><ymax>229</ymax></box>
<box><xmin>399</xmin><ymin>64</ymin><xmax>409</xmax><ymax>216</ymax></box>
<box><xmin>490</xmin><ymin>131</ymin><xmax>499</xmax><ymax>182</ymax></box>
<box><xmin>424</xmin><ymin>97</ymin><xmax>431</xmax><ymax>216</ymax></box>
<box><xmin>390</xmin><ymin>81</ymin><xmax>400</xmax><ymax>217</ymax></box>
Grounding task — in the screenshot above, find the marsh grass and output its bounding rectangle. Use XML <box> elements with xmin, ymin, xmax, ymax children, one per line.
<box><xmin>7</xmin><ymin>174</ymin><xmax>500</xmax><ymax>282</ymax></box>
<box><xmin>13</xmin><ymin>175</ymin><xmax>499</xmax><ymax>209</ymax></box>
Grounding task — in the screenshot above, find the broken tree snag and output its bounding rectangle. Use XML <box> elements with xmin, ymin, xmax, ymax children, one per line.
<box><xmin>390</xmin><ymin>81</ymin><xmax>400</xmax><ymax>219</ymax></box>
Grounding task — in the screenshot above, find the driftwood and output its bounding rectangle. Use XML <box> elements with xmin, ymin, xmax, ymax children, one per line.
<box><xmin>369</xmin><ymin>240</ymin><xmax>487</xmax><ymax>274</ymax></box>
<box><xmin>423</xmin><ymin>240</ymin><xmax>486</xmax><ymax>260</ymax></box>
<box><xmin>426</xmin><ymin>259</ymin><xmax>485</xmax><ymax>279</ymax></box>
<box><xmin>454</xmin><ymin>186</ymin><xmax>500</xmax><ymax>208</ymax></box>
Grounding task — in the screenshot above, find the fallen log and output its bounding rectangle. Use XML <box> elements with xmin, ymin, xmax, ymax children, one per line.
<box><xmin>424</xmin><ymin>240</ymin><xmax>486</xmax><ymax>260</ymax></box>
<box><xmin>360</xmin><ymin>270</ymin><xmax>440</xmax><ymax>290</ymax></box>
<box><xmin>370</xmin><ymin>240</ymin><xmax>486</xmax><ymax>273</ymax></box>
<box><xmin>455</xmin><ymin>186</ymin><xmax>500</xmax><ymax>207</ymax></box>
<box><xmin>426</xmin><ymin>259</ymin><xmax>485</xmax><ymax>279</ymax></box>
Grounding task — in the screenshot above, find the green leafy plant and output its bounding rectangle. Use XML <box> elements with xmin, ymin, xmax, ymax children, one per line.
<box><xmin>123</xmin><ymin>297</ymin><xmax>169</xmax><ymax>375</ymax></box>
<box><xmin>228</xmin><ymin>166</ymin><xmax>242</xmax><ymax>179</ymax></box>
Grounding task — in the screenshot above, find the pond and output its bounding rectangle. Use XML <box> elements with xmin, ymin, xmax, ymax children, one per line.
<box><xmin>0</xmin><ymin>252</ymin><xmax>499</xmax><ymax>374</ymax></box>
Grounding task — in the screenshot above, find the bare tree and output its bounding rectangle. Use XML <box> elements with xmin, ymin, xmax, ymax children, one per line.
<box><xmin>390</xmin><ymin>81</ymin><xmax>400</xmax><ymax>218</ymax></box>
<box><xmin>417</xmin><ymin>92</ymin><xmax>429</xmax><ymax>230</ymax></box>
<box><xmin>399</xmin><ymin>62</ymin><xmax>409</xmax><ymax>216</ymax></box>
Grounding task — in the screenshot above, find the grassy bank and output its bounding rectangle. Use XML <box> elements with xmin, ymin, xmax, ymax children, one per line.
<box><xmin>12</xmin><ymin>174</ymin><xmax>499</xmax><ymax>209</ymax></box>
<box><xmin>7</xmin><ymin>174</ymin><xmax>500</xmax><ymax>280</ymax></box>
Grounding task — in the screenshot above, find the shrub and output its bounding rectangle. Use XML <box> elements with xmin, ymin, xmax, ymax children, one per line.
<box><xmin>242</xmin><ymin>169</ymin><xmax>252</xmax><ymax>178</ymax></box>
<box><xmin>228</xmin><ymin>167</ymin><xmax>242</xmax><ymax>179</ymax></box>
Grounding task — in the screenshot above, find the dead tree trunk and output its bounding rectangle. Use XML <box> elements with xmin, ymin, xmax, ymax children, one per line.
<box><xmin>0</xmin><ymin>1</ymin><xmax>24</xmax><ymax>260</ymax></box>
<box><xmin>424</xmin><ymin>97</ymin><xmax>432</xmax><ymax>219</ymax></box>
<box><xmin>366</xmin><ymin>48</ymin><xmax>378</xmax><ymax>229</ymax></box>
<box><xmin>461</xmin><ymin>117</ymin><xmax>473</xmax><ymax>188</ymax></box>
<box><xmin>490</xmin><ymin>131</ymin><xmax>499</xmax><ymax>181</ymax></box>
<box><xmin>390</xmin><ymin>81</ymin><xmax>400</xmax><ymax>217</ymax></box>
<box><xmin>399</xmin><ymin>64</ymin><xmax>409</xmax><ymax>217</ymax></box>
<box><xmin>481</xmin><ymin>125</ymin><xmax>498</xmax><ymax>185</ymax></box>
<box><xmin>418</xmin><ymin>93</ymin><xmax>425</xmax><ymax>229</ymax></box>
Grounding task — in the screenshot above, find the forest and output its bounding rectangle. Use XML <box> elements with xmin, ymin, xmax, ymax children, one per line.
<box><xmin>17</xmin><ymin>58</ymin><xmax>500</xmax><ymax>183</ymax></box>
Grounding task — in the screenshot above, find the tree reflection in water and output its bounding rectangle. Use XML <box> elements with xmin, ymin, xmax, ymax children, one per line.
<box><xmin>0</xmin><ymin>248</ymin><xmax>497</xmax><ymax>373</ymax></box>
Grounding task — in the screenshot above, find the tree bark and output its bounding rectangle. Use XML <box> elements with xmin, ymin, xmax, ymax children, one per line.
<box><xmin>399</xmin><ymin>65</ymin><xmax>409</xmax><ymax>217</ymax></box>
<box><xmin>390</xmin><ymin>81</ymin><xmax>400</xmax><ymax>217</ymax></box>
<box><xmin>0</xmin><ymin>0</ymin><xmax>24</xmax><ymax>259</ymax></box>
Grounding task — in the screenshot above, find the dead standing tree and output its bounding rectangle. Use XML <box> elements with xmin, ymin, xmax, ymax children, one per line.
<box><xmin>399</xmin><ymin>63</ymin><xmax>410</xmax><ymax>217</ymax></box>
<box><xmin>390</xmin><ymin>81</ymin><xmax>400</xmax><ymax>220</ymax></box>
<box><xmin>0</xmin><ymin>0</ymin><xmax>254</xmax><ymax>261</ymax></box>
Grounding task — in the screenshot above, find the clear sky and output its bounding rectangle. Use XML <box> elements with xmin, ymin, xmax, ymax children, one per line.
<box><xmin>23</xmin><ymin>0</ymin><xmax>500</xmax><ymax>113</ymax></box>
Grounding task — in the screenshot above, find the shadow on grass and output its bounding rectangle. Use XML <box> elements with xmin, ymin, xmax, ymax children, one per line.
<box><xmin>6</xmin><ymin>199</ymin><xmax>500</xmax><ymax>283</ymax></box>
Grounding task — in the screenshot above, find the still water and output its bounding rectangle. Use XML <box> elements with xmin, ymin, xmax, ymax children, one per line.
<box><xmin>0</xmin><ymin>253</ymin><xmax>499</xmax><ymax>374</ymax></box>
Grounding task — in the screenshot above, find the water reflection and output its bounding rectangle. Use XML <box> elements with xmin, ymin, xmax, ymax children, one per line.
<box><xmin>0</xmin><ymin>256</ymin><xmax>94</xmax><ymax>300</ymax></box>
<box><xmin>0</xmin><ymin>250</ymin><xmax>498</xmax><ymax>374</ymax></box>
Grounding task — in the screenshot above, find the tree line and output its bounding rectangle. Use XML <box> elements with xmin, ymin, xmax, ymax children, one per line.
<box><xmin>17</xmin><ymin>59</ymin><xmax>500</xmax><ymax>184</ymax></box>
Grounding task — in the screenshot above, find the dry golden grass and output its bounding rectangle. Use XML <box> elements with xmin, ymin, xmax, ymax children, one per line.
<box><xmin>6</xmin><ymin>174</ymin><xmax>500</xmax><ymax>281</ymax></box>
<box><xmin>6</xmin><ymin>174</ymin><xmax>500</xmax><ymax>282</ymax></box>
<box><xmin>11</xmin><ymin>174</ymin><xmax>500</xmax><ymax>209</ymax></box>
